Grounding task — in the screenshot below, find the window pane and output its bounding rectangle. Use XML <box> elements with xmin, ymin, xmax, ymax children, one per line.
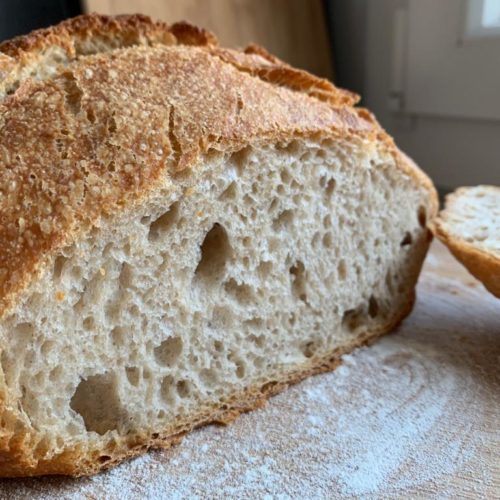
<box><xmin>482</xmin><ymin>0</ymin><xmax>500</xmax><ymax>28</ymax></box>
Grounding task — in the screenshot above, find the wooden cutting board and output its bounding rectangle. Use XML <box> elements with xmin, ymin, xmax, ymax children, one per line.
<box><xmin>1</xmin><ymin>241</ymin><xmax>499</xmax><ymax>498</ymax></box>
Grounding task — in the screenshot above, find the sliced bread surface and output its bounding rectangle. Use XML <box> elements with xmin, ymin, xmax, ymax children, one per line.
<box><xmin>433</xmin><ymin>185</ymin><xmax>500</xmax><ymax>298</ymax></box>
<box><xmin>0</xmin><ymin>14</ymin><xmax>437</xmax><ymax>476</ymax></box>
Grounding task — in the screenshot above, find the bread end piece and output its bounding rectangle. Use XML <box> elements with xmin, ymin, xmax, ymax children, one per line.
<box><xmin>433</xmin><ymin>185</ymin><xmax>500</xmax><ymax>298</ymax></box>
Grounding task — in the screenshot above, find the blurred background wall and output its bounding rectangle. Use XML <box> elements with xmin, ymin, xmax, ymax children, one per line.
<box><xmin>330</xmin><ymin>0</ymin><xmax>500</xmax><ymax>191</ymax></box>
<box><xmin>85</xmin><ymin>0</ymin><xmax>334</xmax><ymax>80</ymax></box>
<box><xmin>1</xmin><ymin>0</ymin><xmax>499</xmax><ymax>192</ymax></box>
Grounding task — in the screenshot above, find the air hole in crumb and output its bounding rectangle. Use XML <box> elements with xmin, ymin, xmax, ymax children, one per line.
<box><xmin>337</xmin><ymin>259</ymin><xmax>347</xmax><ymax>280</ymax></box>
<box><xmin>230</xmin><ymin>146</ymin><xmax>251</xmax><ymax>171</ymax></box>
<box><xmin>70</xmin><ymin>373</ymin><xmax>124</xmax><ymax>435</ymax></box>
<box><xmin>213</xmin><ymin>340</ymin><xmax>224</xmax><ymax>352</ymax></box>
<box><xmin>368</xmin><ymin>296</ymin><xmax>379</xmax><ymax>318</ymax></box>
<box><xmin>342</xmin><ymin>305</ymin><xmax>365</xmax><ymax>331</ymax></box>
<box><xmin>312</xmin><ymin>231</ymin><xmax>321</xmax><ymax>248</ymax></box>
<box><xmin>34</xmin><ymin>371</ymin><xmax>46</xmax><ymax>387</ymax></box>
<box><xmin>53</xmin><ymin>255</ymin><xmax>68</xmax><ymax>280</ymax></box>
<box><xmin>269</xmin><ymin>198</ymin><xmax>279</xmax><ymax>212</ymax></box>
<box><xmin>235</xmin><ymin>360</ymin><xmax>245</xmax><ymax>378</ymax></box>
<box><xmin>257</xmin><ymin>261</ymin><xmax>272</xmax><ymax>279</ymax></box>
<box><xmin>400</xmin><ymin>232</ymin><xmax>412</xmax><ymax>247</ymax></box>
<box><xmin>280</xmin><ymin>169</ymin><xmax>292</xmax><ymax>184</ymax></box>
<box><xmin>125</xmin><ymin>366</ymin><xmax>140</xmax><ymax>387</ymax></box>
<box><xmin>224</xmin><ymin>279</ymin><xmax>253</xmax><ymax>304</ymax></box>
<box><xmin>148</xmin><ymin>202</ymin><xmax>179</xmax><ymax>241</ymax></box>
<box><xmin>245</xmin><ymin>317</ymin><xmax>264</xmax><ymax>329</ymax></box>
<box><xmin>111</xmin><ymin>327</ymin><xmax>127</xmax><ymax>347</ymax></box>
<box><xmin>99</xmin><ymin>455</ymin><xmax>112</xmax><ymax>464</ymax></box>
<box><xmin>41</xmin><ymin>340</ymin><xmax>55</xmax><ymax>356</ymax></box>
<box><xmin>83</xmin><ymin>317</ymin><xmax>95</xmax><ymax>331</ymax></box>
<box><xmin>301</xmin><ymin>341</ymin><xmax>317</xmax><ymax>358</ymax></box>
<box><xmin>220</xmin><ymin>181</ymin><xmax>237</xmax><ymax>200</ymax></box>
<box><xmin>385</xmin><ymin>270</ymin><xmax>394</xmax><ymax>293</ymax></box>
<box><xmin>195</xmin><ymin>223</ymin><xmax>231</xmax><ymax>281</ymax></box>
<box><xmin>49</xmin><ymin>366</ymin><xmax>63</xmax><ymax>382</ymax></box>
<box><xmin>272</xmin><ymin>209</ymin><xmax>294</xmax><ymax>231</ymax></box>
<box><xmin>249</xmin><ymin>334</ymin><xmax>265</xmax><ymax>348</ymax></box>
<box><xmin>289</xmin><ymin>261</ymin><xmax>307</xmax><ymax>302</ymax></box>
<box><xmin>418</xmin><ymin>206</ymin><xmax>427</xmax><ymax>227</ymax></box>
<box><xmin>176</xmin><ymin>380</ymin><xmax>190</xmax><ymax>398</ymax></box>
<box><xmin>154</xmin><ymin>336</ymin><xmax>183</xmax><ymax>367</ymax></box>
<box><xmin>325</xmin><ymin>178</ymin><xmax>336</xmax><ymax>197</ymax></box>
<box><xmin>160</xmin><ymin>375</ymin><xmax>175</xmax><ymax>404</ymax></box>
<box><xmin>119</xmin><ymin>262</ymin><xmax>133</xmax><ymax>288</ymax></box>
<box><xmin>279</xmin><ymin>140</ymin><xmax>300</xmax><ymax>154</ymax></box>
<box><xmin>128</xmin><ymin>304</ymin><xmax>140</xmax><ymax>318</ymax></box>
<box><xmin>323</xmin><ymin>233</ymin><xmax>333</xmax><ymax>248</ymax></box>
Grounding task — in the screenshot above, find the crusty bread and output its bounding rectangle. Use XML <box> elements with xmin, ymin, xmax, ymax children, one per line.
<box><xmin>0</xmin><ymin>14</ymin><xmax>437</xmax><ymax>476</ymax></box>
<box><xmin>433</xmin><ymin>186</ymin><xmax>500</xmax><ymax>298</ymax></box>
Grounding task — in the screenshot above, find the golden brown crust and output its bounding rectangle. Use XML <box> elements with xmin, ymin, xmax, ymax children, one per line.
<box><xmin>0</xmin><ymin>14</ymin><xmax>438</xmax><ymax>476</ymax></box>
<box><xmin>0</xmin><ymin>14</ymin><xmax>175</xmax><ymax>58</ymax></box>
<box><xmin>211</xmin><ymin>45</ymin><xmax>359</xmax><ymax>107</ymax></box>
<box><xmin>432</xmin><ymin>188</ymin><xmax>500</xmax><ymax>298</ymax></box>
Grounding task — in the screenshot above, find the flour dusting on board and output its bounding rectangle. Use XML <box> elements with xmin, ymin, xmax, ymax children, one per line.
<box><xmin>1</xmin><ymin>245</ymin><xmax>498</xmax><ymax>498</ymax></box>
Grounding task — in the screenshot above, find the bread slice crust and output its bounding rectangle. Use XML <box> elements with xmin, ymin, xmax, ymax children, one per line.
<box><xmin>433</xmin><ymin>186</ymin><xmax>500</xmax><ymax>298</ymax></box>
<box><xmin>0</xmin><ymin>14</ymin><xmax>438</xmax><ymax>476</ymax></box>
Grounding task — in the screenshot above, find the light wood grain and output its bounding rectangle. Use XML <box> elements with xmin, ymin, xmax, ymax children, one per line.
<box><xmin>1</xmin><ymin>241</ymin><xmax>498</xmax><ymax>497</ymax></box>
<box><xmin>83</xmin><ymin>0</ymin><xmax>334</xmax><ymax>79</ymax></box>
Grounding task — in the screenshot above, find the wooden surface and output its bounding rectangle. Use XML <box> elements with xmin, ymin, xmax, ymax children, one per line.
<box><xmin>0</xmin><ymin>240</ymin><xmax>499</xmax><ymax>498</ymax></box>
<box><xmin>83</xmin><ymin>0</ymin><xmax>334</xmax><ymax>79</ymax></box>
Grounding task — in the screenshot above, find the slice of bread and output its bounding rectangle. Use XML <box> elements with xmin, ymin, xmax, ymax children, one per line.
<box><xmin>433</xmin><ymin>186</ymin><xmax>500</xmax><ymax>298</ymax></box>
<box><xmin>0</xmin><ymin>14</ymin><xmax>437</xmax><ymax>476</ymax></box>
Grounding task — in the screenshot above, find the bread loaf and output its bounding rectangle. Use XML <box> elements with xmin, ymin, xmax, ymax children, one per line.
<box><xmin>0</xmin><ymin>15</ymin><xmax>437</xmax><ymax>476</ymax></box>
<box><xmin>433</xmin><ymin>185</ymin><xmax>499</xmax><ymax>298</ymax></box>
